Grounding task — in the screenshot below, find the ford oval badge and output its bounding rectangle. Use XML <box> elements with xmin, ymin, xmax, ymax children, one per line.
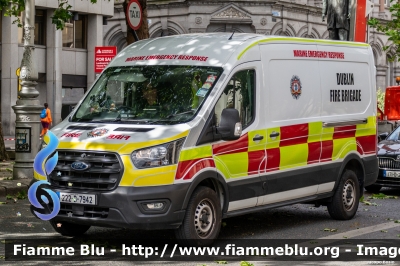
<box><xmin>71</xmin><ymin>161</ymin><xmax>90</xmax><ymax>171</ymax></box>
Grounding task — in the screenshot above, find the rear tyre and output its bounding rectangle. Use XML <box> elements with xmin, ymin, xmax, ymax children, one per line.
<box><xmin>50</xmin><ymin>220</ymin><xmax>91</xmax><ymax>236</ymax></box>
<box><xmin>175</xmin><ymin>186</ymin><xmax>221</xmax><ymax>246</ymax></box>
<box><xmin>364</xmin><ymin>184</ymin><xmax>382</xmax><ymax>193</ymax></box>
<box><xmin>327</xmin><ymin>170</ymin><xmax>360</xmax><ymax>220</ymax></box>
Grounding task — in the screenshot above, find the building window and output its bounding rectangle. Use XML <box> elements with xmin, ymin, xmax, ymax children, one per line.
<box><xmin>386</xmin><ymin>57</ymin><xmax>394</xmax><ymax>87</ymax></box>
<box><xmin>62</xmin><ymin>15</ymin><xmax>87</xmax><ymax>49</ymax></box>
<box><xmin>35</xmin><ymin>10</ymin><xmax>46</xmax><ymax>45</ymax></box>
<box><xmin>18</xmin><ymin>9</ymin><xmax>46</xmax><ymax>45</ymax></box>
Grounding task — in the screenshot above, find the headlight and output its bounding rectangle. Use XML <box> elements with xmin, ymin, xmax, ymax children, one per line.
<box><xmin>131</xmin><ymin>138</ymin><xmax>185</xmax><ymax>168</ymax></box>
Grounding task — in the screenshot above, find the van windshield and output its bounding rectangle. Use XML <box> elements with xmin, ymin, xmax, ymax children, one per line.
<box><xmin>71</xmin><ymin>66</ymin><xmax>223</xmax><ymax>124</ymax></box>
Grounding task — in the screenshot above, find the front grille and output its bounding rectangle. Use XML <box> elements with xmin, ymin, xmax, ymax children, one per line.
<box><xmin>58</xmin><ymin>203</ymin><xmax>109</xmax><ymax>218</ymax></box>
<box><xmin>49</xmin><ymin>150</ymin><xmax>122</xmax><ymax>191</ymax></box>
<box><xmin>376</xmin><ymin>177</ymin><xmax>400</xmax><ymax>186</ymax></box>
<box><xmin>378</xmin><ymin>157</ymin><xmax>400</xmax><ymax>170</ymax></box>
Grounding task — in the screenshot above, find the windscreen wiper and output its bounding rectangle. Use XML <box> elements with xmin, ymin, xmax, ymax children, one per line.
<box><xmin>147</xmin><ymin>111</ymin><xmax>194</xmax><ymax>125</ymax></box>
<box><xmin>92</xmin><ymin>117</ymin><xmax>122</xmax><ymax>123</ymax></box>
<box><xmin>166</xmin><ymin>110</ymin><xmax>194</xmax><ymax>118</ymax></box>
<box><xmin>119</xmin><ymin>119</ymin><xmax>152</xmax><ymax>124</ymax></box>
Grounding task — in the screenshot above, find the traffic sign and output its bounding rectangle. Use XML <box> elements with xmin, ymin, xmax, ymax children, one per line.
<box><xmin>95</xmin><ymin>46</ymin><xmax>117</xmax><ymax>73</ymax></box>
<box><xmin>126</xmin><ymin>0</ymin><xmax>142</xmax><ymax>31</ymax></box>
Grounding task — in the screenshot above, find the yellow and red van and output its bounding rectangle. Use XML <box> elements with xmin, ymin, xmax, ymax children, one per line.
<box><xmin>35</xmin><ymin>33</ymin><xmax>378</xmax><ymax>244</ymax></box>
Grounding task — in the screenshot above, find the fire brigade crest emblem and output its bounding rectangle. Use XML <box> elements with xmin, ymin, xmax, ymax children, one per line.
<box><xmin>290</xmin><ymin>75</ymin><xmax>302</xmax><ymax>100</ymax></box>
<box><xmin>87</xmin><ymin>128</ymin><xmax>109</xmax><ymax>138</ymax></box>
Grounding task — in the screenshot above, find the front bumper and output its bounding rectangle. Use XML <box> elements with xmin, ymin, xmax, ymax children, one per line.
<box><xmin>30</xmin><ymin>179</ymin><xmax>190</xmax><ymax>230</ymax></box>
<box><xmin>374</xmin><ymin>169</ymin><xmax>400</xmax><ymax>188</ymax></box>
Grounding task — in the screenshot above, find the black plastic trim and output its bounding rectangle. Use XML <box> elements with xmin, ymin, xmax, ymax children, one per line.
<box><xmin>47</xmin><ymin>183</ymin><xmax>190</xmax><ymax>230</ymax></box>
<box><xmin>137</xmin><ymin>199</ymin><xmax>170</xmax><ymax>214</ymax></box>
<box><xmin>261</xmin><ymin>165</ymin><xmax>320</xmax><ymax>194</ymax></box>
<box><xmin>225</xmin><ymin>192</ymin><xmax>333</xmax><ymax>218</ymax></box>
<box><xmin>196</xmin><ymin>108</ymin><xmax>217</xmax><ymax>146</ymax></box>
<box><xmin>58</xmin><ymin>155</ymin><xmax>119</xmax><ymax>163</ymax></box>
<box><xmin>227</xmin><ymin>176</ymin><xmax>263</xmax><ymax>202</ymax></box>
<box><xmin>181</xmin><ymin>170</ymin><xmax>230</xmax><ymax>214</ymax></box>
<box><xmin>320</xmin><ymin>162</ymin><xmax>341</xmax><ymax>185</ymax></box>
<box><xmin>331</xmin><ymin>153</ymin><xmax>366</xmax><ymax>196</ymax></box>
<box><xmin>364</xmin><ymin>155</ymin><xmax>379</xmax><ymax>174</ymax></box>
<box><xmin>54</xmin><ymin>165</ymin><xmax>120</xmax><ymax>174</ymax></box>
<box><xmin>51</xmin><ymin>176</ymin><xmax>117</xmax><ymax>184</ymax></box>
<box><xmin>49</xmin><ymin>149</ymin><xmax>124</xmax><ymax>192</ymax></box>
<box><xmin>363</xmin><ymin>156</ymin><xmax>378</xmax><ymax>186</ymax></box>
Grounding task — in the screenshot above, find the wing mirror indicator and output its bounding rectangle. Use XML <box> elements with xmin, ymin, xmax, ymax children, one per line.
<box><xmin>234</xmin><ymin>122</ymin><xmax>242</xmax><ymax>137</ymax></box>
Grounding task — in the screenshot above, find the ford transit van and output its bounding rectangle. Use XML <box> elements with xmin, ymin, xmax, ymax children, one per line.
<box><xmin>35</xmin><ymin>33</ymin><xmax>378</xmax><ymax>244</ymax></box>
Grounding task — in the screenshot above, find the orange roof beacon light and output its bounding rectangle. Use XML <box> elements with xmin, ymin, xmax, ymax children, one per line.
<box><xmin>396</xmin><ymin>76</ymin><xmax>400</xmax><ymax>85</ymax></box>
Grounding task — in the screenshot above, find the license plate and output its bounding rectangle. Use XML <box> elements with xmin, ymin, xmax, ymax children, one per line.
<box><xmin>385</xmin><ymin>171</ymin><xmax>400</xmax><ymax>178</ymax></box>
<box><xmin>59</xmin><ymin>192</ymin><xmax>96</xmax><ymax>205</ymax></box>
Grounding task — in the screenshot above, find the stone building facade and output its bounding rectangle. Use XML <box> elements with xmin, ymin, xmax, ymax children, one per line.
<box><xmin>1</xmin><ymin>0</ymin><xmax>113</xmax><ymax>135</ymax></box>
<box><xmin>5</xmin><ymin>1</ymin><xmax>395</xmax><ymax>136</ymax></box>
<box><xmin>104</xmin><ymin>0</ymin><xmax>399</xmax><ymax>92</ymax></box>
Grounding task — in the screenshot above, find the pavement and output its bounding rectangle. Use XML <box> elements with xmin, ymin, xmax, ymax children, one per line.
<box><xmin>0</xmin><ymin>136</ymin><xmax>30</xmax><ymax>201</ymax></box>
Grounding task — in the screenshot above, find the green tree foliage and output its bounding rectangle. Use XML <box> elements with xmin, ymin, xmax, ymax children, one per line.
<box><xmin>0</xmin><ymin>0</ymin><xmax>78</xmax><ymax>160</ymax></box>
<box><xmin>377</xmin><ymin>88</ymin><xmax>385</xmax><ymax>112</ymax></box>
<box><xmin>0</xmin><ymin>0</ymin><xmax>109</xmax><ymax>30</ymax></box>
<box><xmin>0</xmin><ymin>0</ymin><xmax>148</xmax><ymax>41</ymax></box>
<box><xmin>368</xmin><ymin>0</ymin><xmax>400</xmax><ymax>61</ymax></box>
<box><xmin>0</xmin><ymin>0</ymin><xmax>68</xmax><ymax>29</ymax></box>
<box><xmin>0</xmin><ymin>0</ymin><xmax>149</xmax><ymax>161</ymax></box>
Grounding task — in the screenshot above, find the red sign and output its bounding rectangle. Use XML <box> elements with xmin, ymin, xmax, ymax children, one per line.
<box><xmin>126</xmin><ymin>0</ymin><xmax>142</xmax><ymax>31</ymax></box>
<box><xmin>354</xmin><ymin>0</ymin><xmax>367</xmax><ymax>42</ymax></box>
<box><xmin>95</xmin><ymin>46</ymin><xmax>117</xmax><ymax>73</ymax></box>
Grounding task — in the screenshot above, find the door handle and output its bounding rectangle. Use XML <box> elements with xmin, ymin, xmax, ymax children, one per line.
<box><xmin>253</xmin><ymin>135</ymin><xmax>264</xmax><ymax>141</ymax></box>
<box><xmin>270</xmin><ymin>132</ymin><xmax>280</xmax><ymax>138</ymax></box>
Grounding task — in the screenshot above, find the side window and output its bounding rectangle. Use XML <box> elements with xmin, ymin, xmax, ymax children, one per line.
<box><xmin>214</xmin><ymin>69</ymin><xmax>255</xmax><ymax>129</ymax></box>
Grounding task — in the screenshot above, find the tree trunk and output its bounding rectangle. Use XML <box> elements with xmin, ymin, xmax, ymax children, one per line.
<box><xmin>0</xmin><ymin>91</ymin><xmax>9</xmax><ymax>161</ymax></box>
<box><xmin>123</xmin><ymin>0</ymin><xmax>150</xmax><ymax>45</ymax></box>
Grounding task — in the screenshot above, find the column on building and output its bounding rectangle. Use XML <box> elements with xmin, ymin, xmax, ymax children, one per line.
<box><xmin>394</xmin><ymin>66</ymin><xmax>400</xmax><ymax>85</ymax></box>
<box><xmin>46</xmin><ymin>11</ymin><xmax>63</xmax><ymax>124</ymax></box>
<box><xmin>87</xmin><ymin>15</ymin><xmax>103</xmax><ymax>89</ymax></box>
<box><xmin>376</xmin><ymin>65</ymin><xmax>388</xmax><ymax>90</ymax></box>
<box><xmin>379</xmin><ymin>0</ymin><xmax>385</xmax><ymax>12</ymax></box>
<box><xmin>1</xmin><ymin>12</ymin><xmax>20</xmax><ymax>136</ymax></box>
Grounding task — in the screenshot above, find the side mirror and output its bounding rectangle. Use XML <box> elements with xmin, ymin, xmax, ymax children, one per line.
<box><xmin>216</xmin><ymin>108</ymin><xmax>242</xmax><ymax>141</ymax></box>
<box><xmin>378</xmin><ymin>132</ymin><xmax>389</xmax><ymax>142</ymax></box>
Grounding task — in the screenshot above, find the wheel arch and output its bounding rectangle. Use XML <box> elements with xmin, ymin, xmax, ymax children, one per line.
<box><xmin>180</xmin><ymin>170</ymin><xmax>229</xmax><ymax>214</ymax></box>
<box><xmin>336</xmin><ymin>153</ymin><xmax>366</xmax><ymax>197</ymax></box>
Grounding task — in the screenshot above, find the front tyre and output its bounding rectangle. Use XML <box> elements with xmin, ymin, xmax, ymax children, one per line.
<box><xmin>175</xmin><ymin>186</ymin><xmax>221</xmax><ymax>246</ymax></box>
<box><xmin>327</xmin><ymin>170</ymin><xmax>360</xmax><ymax>220</ymax></box>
